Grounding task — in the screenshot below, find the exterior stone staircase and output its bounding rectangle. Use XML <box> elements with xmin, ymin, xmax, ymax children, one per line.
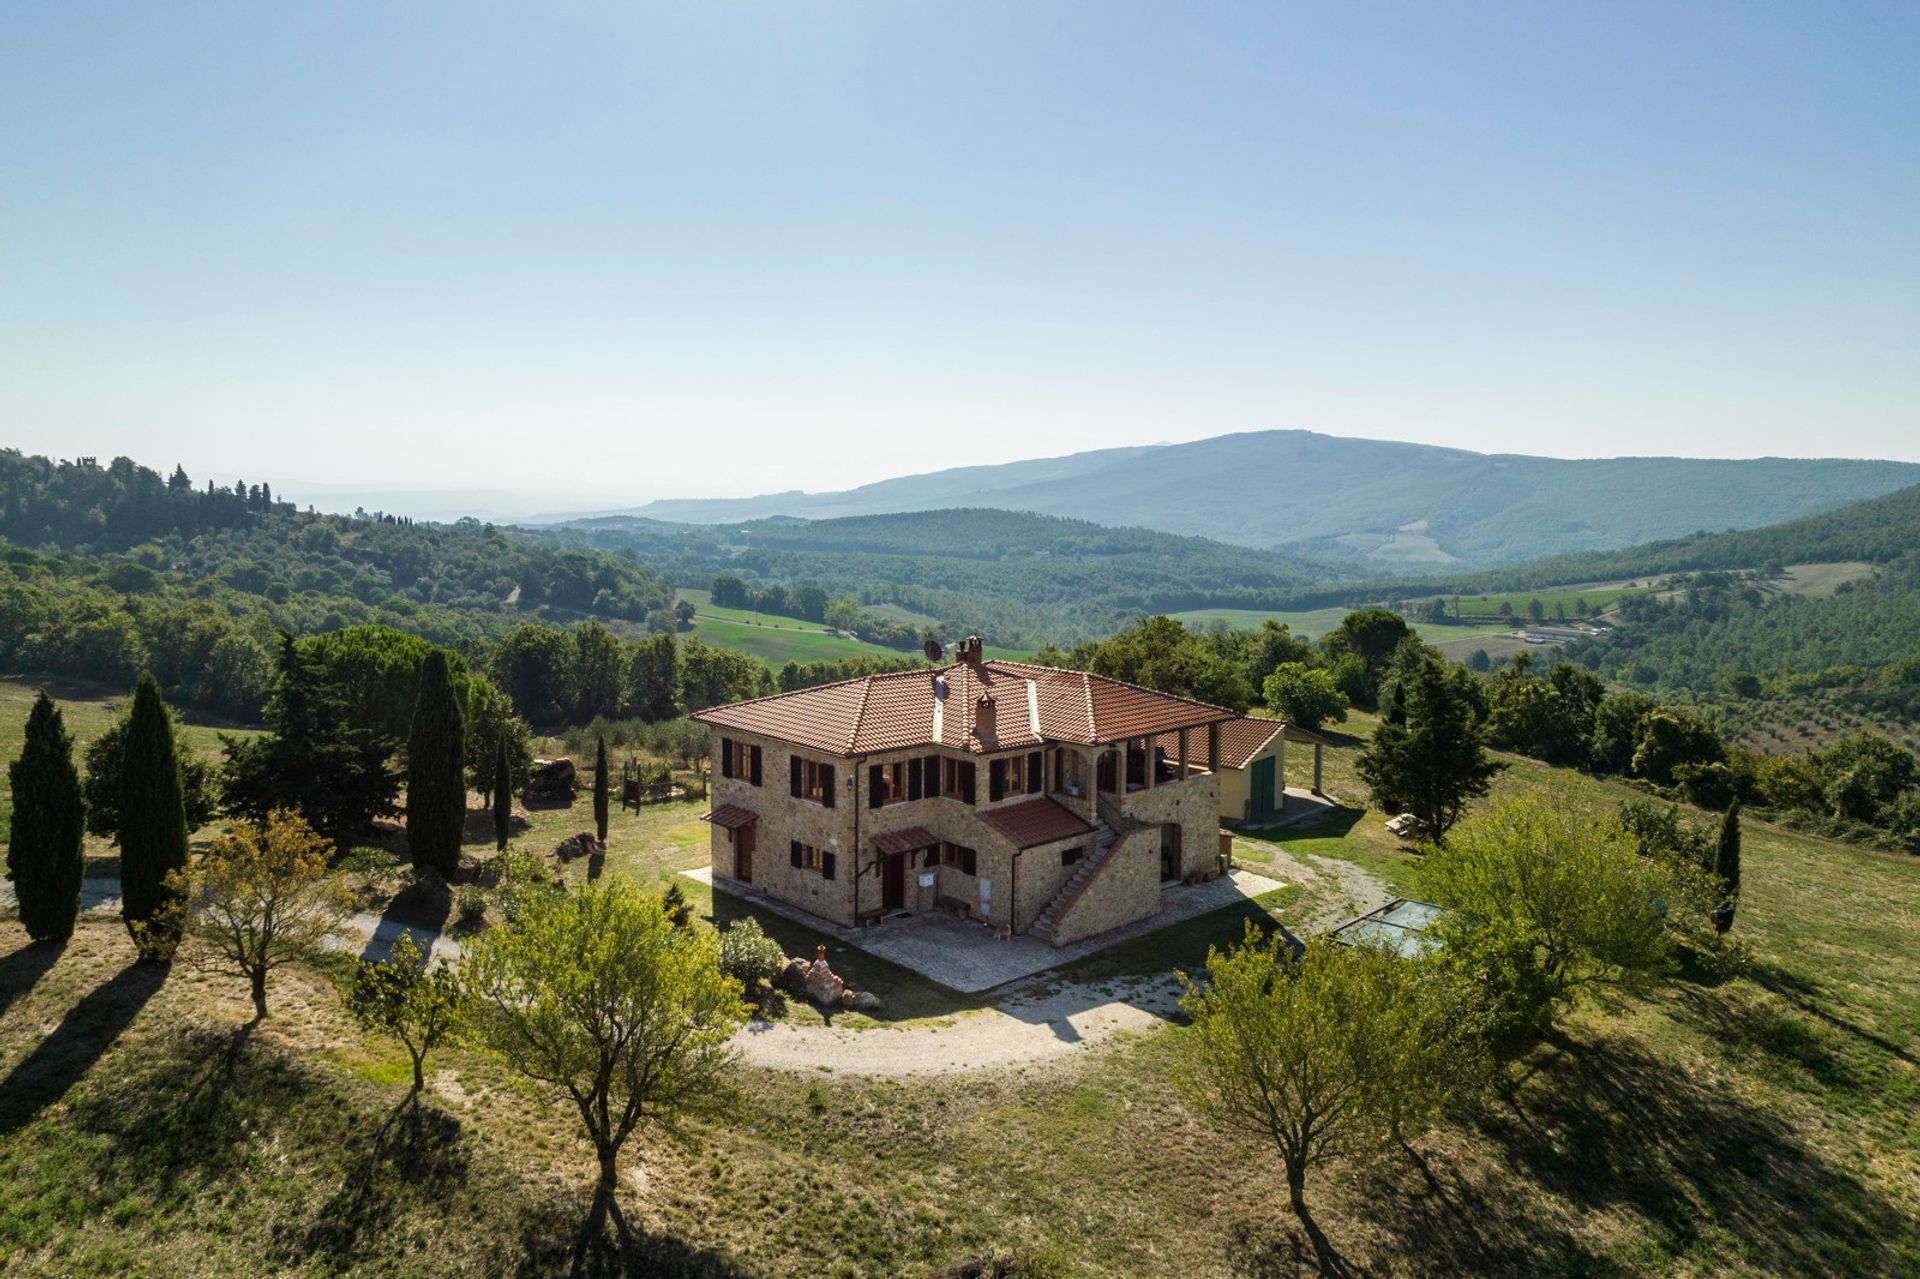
<box><xmin>1029</xmin><ymin>797</ymin><xmax>1136</xmax><ymax>945</ymax></box>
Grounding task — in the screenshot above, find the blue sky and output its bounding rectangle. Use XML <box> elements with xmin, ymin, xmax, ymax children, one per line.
<box><xmin>2</xmin><ymin>2</ymin><xmax>1915</xmax><ymax>506</ymax></box>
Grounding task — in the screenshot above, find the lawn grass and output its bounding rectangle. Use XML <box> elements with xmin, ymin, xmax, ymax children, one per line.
<box><xmin>5</xmin><ymin>695</ymin><xmax>1920</xmax><ymax>1275</ymax></box>
<box><xmin>0</xmin><ymin>679</ymin><xmax>262</xmax><ymax>873</ymax></box>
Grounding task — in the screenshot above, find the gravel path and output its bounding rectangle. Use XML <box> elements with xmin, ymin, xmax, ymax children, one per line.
<box><xmin>731</xmin><ymin>842</ymin><xmax>1393</xmax><ymax>1077</ymax></box>
<box><xmin>7</xmin><ymin>847</ymin><xmax>1392</xmax><ymax>1078</ymax></box>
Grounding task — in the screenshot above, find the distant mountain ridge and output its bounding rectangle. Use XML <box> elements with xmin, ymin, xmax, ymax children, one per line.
<box><xmin>613</xmin><ymin>430</ymin><xmax>1920</xmax><ymax>570</ymax></box>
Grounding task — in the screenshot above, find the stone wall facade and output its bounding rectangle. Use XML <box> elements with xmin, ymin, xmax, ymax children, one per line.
<box><xmin>707</xmin><ymin>727</ymin><xmax>1203</xmax><ymax>938</ymax></box>
<box><xmin>1048</xmin><ymin>829</ymin><xmax>1161</xmax><ymax>946</ymax></box>
<box><xmin>1115</xmin><ymin>772</ymin><xmax>1223</xmax><ymax>879</ymax></box>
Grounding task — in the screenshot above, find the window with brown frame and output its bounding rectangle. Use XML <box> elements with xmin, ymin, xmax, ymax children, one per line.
<box><xmin>941</xmin><ymin>757</ymin><xmax>977</xmax><ymax>804</ymax></box>
<box><xmin>718</xmin><ymin>737</ymin><xmax>762</xmax><ymax>786</ymax></box>
<box><xmin>868</xmin><ymin>760</ymin><xmax>906</xmax><ymax>808</ymax></box>
<box><xmin>788</xmin><ymin>839</ymin><xmax>836</xmax><ymax>879</ymax></box>
<box><xmin>940</xmin><ymin>842</ymin><xmax>978</xmax><ymax>875</ymax></box>
<box><xmin>789</xmin><ymin>755</ymin><xmax>836</xmax><ymax>807</ymax></box>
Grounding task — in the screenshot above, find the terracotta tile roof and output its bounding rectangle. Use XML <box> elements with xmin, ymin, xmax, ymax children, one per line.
<box><xmin>1282</xmin><ymin>724</ymin><xmax>1334</xmax><ymax>748</ymax></box>
<box><xmin>977</xmin><ymin>797</ymin><xmax>1095</xmax><ymax>849</ymax></box>
<box><xmin>872</xmin><ymin>826</ymin><xmax>939</xmax><ymax>856</ymax></box>
<box><xmin>701</xmin><ymin>803</ymin><xmax>758</xmax><ymax>830</ymax></box>
<box><xmin>692</xmin><ymin>659</ymin><xmax>1234</xmax><ymax>757</ymax></box>
<box><xmin>1154</xmin><ymin>716</ymin><xmax>1287</xmax><ymax>771</ymax></box>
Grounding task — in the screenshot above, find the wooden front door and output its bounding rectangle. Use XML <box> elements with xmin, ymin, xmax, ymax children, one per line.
<box><xmin>1250</xmin><ymin>756</ymin><xmax>1276</xmax><ymax>820</ymax></box>
<box><xmin>882</xmin><ymin>852</ymin><xmax>906</xmax><ymax>911</ymax></box>
<box><xmin>735</xmin><ymin>825</ymin><xmax>754</xmax><ymax>883</ymax></box>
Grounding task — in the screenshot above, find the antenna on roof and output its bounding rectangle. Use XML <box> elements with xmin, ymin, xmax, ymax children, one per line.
<box><xmin>923</xmin><ymin>638</ymin><xmax>944</xmax><ymax>663</ymax></box>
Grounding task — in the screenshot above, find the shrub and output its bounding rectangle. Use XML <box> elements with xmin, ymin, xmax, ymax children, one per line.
<box><xmin>454</xmin><ymin>884</ymin><xmax>488</xmax><ymax>927</ymax></box>
<box><xmin>483</xmin><ymin>846</ymin><xmax>560</xmax><ymax>923</ymax></box>
<box><xmin>338</xmin><ymin>845</ymin><xmax>401</xmax><ymax>875</ymax></box>
<box><xmin>718</xmin><ymin>916</ymin><xmax>786</xmax><ymax>988</ymax></box>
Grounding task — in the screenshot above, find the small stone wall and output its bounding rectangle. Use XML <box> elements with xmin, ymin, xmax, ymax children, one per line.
<box><xmin>1047</xmin><ymin>829</ymin><xmax>1161</xmax><ymax>947</ymax></box>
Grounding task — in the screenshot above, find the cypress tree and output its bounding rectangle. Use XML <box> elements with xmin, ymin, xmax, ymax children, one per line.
<box><xmin>7</xmin><ymin>691</ymin><xmax>86</xmax><ymax>943</ymax></box>
<box><xmin>406</xmin><ymin>649</ymin><xmax>467</xmax><ymax>874</ymax></box>
<box><xmin>120</xmin><ymin>674</ymin><xmax>189</xmax><ymax>958</ymax></box>
<box><xmin>1714</xmin><ymin>801</ymin><xmax>1741</xmax><ymax>934</ymax></box>
<box><xmin>593</xmin><ymin>736</ymin><xmax>610</xmax><ymax>843</ymax></box>
<box><xmin>492</xmin><ymin>734</ymin><xmax>512</xmax><ymax>852</ymax></box>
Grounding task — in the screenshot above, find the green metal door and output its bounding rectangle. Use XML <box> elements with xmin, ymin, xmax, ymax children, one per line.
<box><xmin>1250</xmin><ymin>756</ymin><xmax>1276</xmax><ymax>819</ymax></box>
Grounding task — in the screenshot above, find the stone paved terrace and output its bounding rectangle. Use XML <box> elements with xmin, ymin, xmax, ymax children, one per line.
<box><xmin>686</xmin><ymin>864</ymin><xmax>1287</xmax><ymax>993</ymax></box>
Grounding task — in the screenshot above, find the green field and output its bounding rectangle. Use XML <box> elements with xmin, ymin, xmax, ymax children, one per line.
<box><xmin>1770</xmin><ymin>561</ymin><xmax>1874</xmax><ymax>598</ymax></box>
<box><xmin>1432</xmin><ymin>583</ymin><xmax>1661</xmax><ymax>618</ymax></box>
<box><xmin>678</xmin><ymin>591</ymin><xmax>1029</xmax><ymax>667</ymax></box>
<box><xmin>0</xmin><ymin>679</ymin><xmax>261</xmax><ymax>870</ymax></box>
<box><xmin>1170</xmin><ymin>605</ymin><xmax>1518</xmax><ymax>647</ymax></box>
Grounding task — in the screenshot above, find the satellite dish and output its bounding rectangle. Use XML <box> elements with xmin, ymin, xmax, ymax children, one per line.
<box><xmin>923</xmin><ymin>638</ymin><xmax>945</xmax><ymax>663</ymax></box>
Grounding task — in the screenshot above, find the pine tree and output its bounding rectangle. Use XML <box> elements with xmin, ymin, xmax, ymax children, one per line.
<box><xmin>1356</xmin><ymin>656</ymin><xmax>1505</xmax><ymax>842</ymax></box>
<box><xmin>594</xmin><ymin>736</ymin><xmax>610</xmax><ymax>844</ymax></box>
<box><xmin>221</xmin><ymin>634</ymin><xmax>400</xmax><ymax>842</ymax></box>
<box><xmin>120</xmin><ymin>674</ymin><xmax>189</xmax><ymax>959</ymax></box>
<box><xmin>7</xmin><ymin>691</ymin><xmax>86</xmax><ymax>943</ymax></box>
<box><xmin>406</xmin><ymin>649</ymin><xmax>467</xmax><ymax>874</ymax></box>
<box><xmin>492</xmin><ymin>734</ymin><xmax>512</xmax><ymax>852</ymax></box>
<box><xmin>1714</xmin><ymin>801</ymin><xmax>1741</xmax><ymax>934</ymax></box>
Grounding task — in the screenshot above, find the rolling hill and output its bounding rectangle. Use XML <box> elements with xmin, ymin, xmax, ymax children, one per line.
<box><xmin>604</xmin><ymin>429</ymin><xmax>1920</xmax><ymax>569</ymax></box>
<box><xmin>545</xmin><ymin>507</ymin><xmax>1350</xmax><ymax>647</ymax></box>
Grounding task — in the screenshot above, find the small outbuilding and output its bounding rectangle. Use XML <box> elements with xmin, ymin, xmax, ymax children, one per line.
<box><xmin>1157</xmin><ymin>717</ymin><xmax>1331</xmax><ymax>824</ymax></box>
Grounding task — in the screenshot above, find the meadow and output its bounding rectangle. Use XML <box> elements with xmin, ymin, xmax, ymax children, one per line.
<box><xmin>679</xmin><ymin>590</ymin><xmax>1030</xmax><ymax>668</ymax></box>
<box><xmin>4</xmin><ymin>679</ymin><xmax>1917</xmax><ymax>1276</ymax></box>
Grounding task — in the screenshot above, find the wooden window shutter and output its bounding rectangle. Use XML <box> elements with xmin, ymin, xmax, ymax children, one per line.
<box><xmin>720</xmin><ymin>738</ymin><xmax>734</xmax><ymax>779</ymax></box>
<box><xmin>907</xmin><ymin>756</ymin><xmax>923</xmax><ymax>801</ymax></box>
<box><xmin>869</xmin><ymin>764</ymin><xmax>884</xmax><ymax>809</ymax></box>
<box><xmin>989</xmin><ymin>759</ymin><xmax>1007</xmax><ymax>802</ymax></box>
<box><xmin>821</xmin><ymin>851</ymin><xmax>836</xmax><ymax>880</ymax></box>
<box><xmin>750</xmin><ymin>745</ymin><xmax>763</xmax><ymax>787</ymax></box>
<box><xmin>1026</xmin><ymin>751</ymin><xmax>1043</xmax><ymax>794</ymax></box>
<box><xmin>790</xmin><ymin>840</ymin><xmax>803</xmax><ymax>868</ymax></box>
<box><xmin>790</xmin><ymin>754</ymin><xmax>803</xmax><ymax>798</ymax></box>
<box><xmin>961</xmin><ymin>846</ymin><xmax>977</xmax><ymax>876</ymax></box>
<box><xmin>960</xmin><ymin>761</ymin><xmax>976</xmax><ymax>805</ymax></box>
<box><xmin>820</xmin><ymin>763</ymin><xmax>836</xmax><ymax>808</ymax></box>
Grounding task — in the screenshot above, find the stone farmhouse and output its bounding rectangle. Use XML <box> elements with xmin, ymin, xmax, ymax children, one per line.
<box><xmin>694</xmin><ymin>638</ymin><xmax>1238</xmax><ymax>947</ymax></box>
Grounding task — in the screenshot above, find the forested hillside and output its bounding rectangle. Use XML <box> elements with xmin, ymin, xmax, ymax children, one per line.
<box><xmin>552</xmin><ymin>507</ymin><xmax>1348</xmax><ymax>646</ymax></box>
<box><xmin>610</xmin><ymin>429</ymin><xmax>1920</xmax><ymax>568</ymax></box>
<box><xmin>0</xmin><ymin>450</ymin><xmax>675</xmax><ymax>718</ymax></box>
<box><xmin>1386</xmin><ymin>481</ymin><xmax>1920</xmax><ymax>597</ymax></box>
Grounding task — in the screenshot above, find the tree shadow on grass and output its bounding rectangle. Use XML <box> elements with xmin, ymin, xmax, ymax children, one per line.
<box><xmin>1746</xmin><ymin>961</ymin><xmax>1919</xmax><ymax>1068</ymax></box>
<box><xmin>0</xmin><ymin>936</ymin><xmax>65</xmax><ymax>1021</ymax></box>
<box><xmin>1396</xmin><ymin>1024</ymin><xmax>1917</xmax><ymax>1276</ymax></box>
<box><xmin>289</xmin><ymin>1099</ymin><xmax>472</xmax><ymax>1269</ymax></box>
<box><xmin>64</xmin><ymin>1018</ymin><xmax>299</xmax><ymax>1200</ymax></box>
<box><xmin>0</xmin><ymin>958</ymin><xmax>168</xmax><ymax>1137</ymax></box>
<box><xmin>1224</xmin><ymin>1214</ymin><xmax>1372</xmax><ymax>1279</ymax></box>
<box><xmin>512</xmin><ymin>1184</ymin><xmax>757</xmax><ymax>1279</ymax></box>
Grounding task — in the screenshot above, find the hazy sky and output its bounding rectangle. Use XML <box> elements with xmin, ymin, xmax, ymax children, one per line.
<box><xmin>3</xmin><ymin>2</ymin><xmax>1915</xmax><ymax>507</ymax></box>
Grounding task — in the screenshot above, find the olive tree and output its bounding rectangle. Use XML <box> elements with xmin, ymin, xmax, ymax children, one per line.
<box><xmin>1172</xmin><ymin>927</ymin><xmax>1478</xmax><ymax>1245</ymax></box>
<box><xmin>463</xmin><ymin>880</ymin><xmax>747</xmax><ymax>1195</ymax></box>
<box><xmin>158</xmin><ymin>809</ymin><xmax>354</xmax><ymax>1018</ymax></box>
<box><xmin>1419</xmin><ymin>782</ymin><xmax>1674</xmax><ymax>1011</ymax></box>
<box><xmin>348</xmin><ymin>929</ymin><xmax>473</xmax><ymax>1101</ymax></box>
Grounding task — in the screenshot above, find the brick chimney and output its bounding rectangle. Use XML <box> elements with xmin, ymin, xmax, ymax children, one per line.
<box><xmin>960</xmin><ymin>635</ymin><xmax>984</xmax><ymax>666</ymax></box>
